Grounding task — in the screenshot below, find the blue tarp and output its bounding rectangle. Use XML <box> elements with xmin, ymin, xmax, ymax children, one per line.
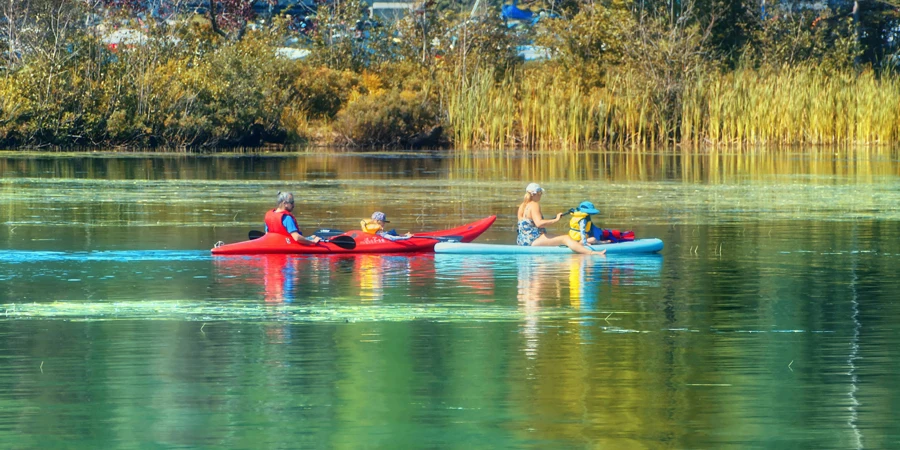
<box><xmin>501</xmin><ymin>0</ymin><xmax>534</xmax><ymax>21</ymax></box>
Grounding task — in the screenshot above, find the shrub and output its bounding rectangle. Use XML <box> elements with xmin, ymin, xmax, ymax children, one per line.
<box><xmin>291</xmin><ymin>66</ymin><xmax>361</xmax><ymax>119</ymax></box>
<box><xmin>334</xmin><ymin>89</ymin><xmax>441</xmax><ymax>147</ymax></box>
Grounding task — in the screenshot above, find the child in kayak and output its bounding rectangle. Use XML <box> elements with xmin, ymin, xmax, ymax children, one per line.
<box><xmin>568</xmin><ymin>201</ymin><xmax>602</xmax><ymax>245</ymax></box>
<box><xmin>361</xmin><ymin>211</ymin><xmax>413</xmax><ymax>241</ymax></box>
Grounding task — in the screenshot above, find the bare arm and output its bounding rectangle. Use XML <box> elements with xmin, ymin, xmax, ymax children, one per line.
<box><xmin>291</xmin><ymin>231</ymin><xmax>321</xmax><ymax>245</ymax></box>
<box><xmin>528</xmin><ymin>203</ymin><xmax>563</xmax><ymax>228</ymax></box>
<box><xmin>379</xmin><ymin>231</ymin><xmax>413</xmax><ymax>241</ymax></box>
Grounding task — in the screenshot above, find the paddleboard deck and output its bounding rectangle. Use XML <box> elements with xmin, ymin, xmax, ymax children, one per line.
<box><xmin>433</xmin><ymin>238</ymin><xmax>663</xmax><ymax>255</ymax></box>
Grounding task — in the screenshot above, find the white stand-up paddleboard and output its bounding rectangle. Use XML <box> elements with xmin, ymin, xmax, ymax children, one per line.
<box><xmin>434</xmin><ymin>238</ymin><xmax>664</xmax><ymax>255</ymax></box>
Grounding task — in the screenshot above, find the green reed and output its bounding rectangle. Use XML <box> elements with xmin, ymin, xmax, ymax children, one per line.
<box><xmin>692</xmin><ymin>66</ymin><xmax>900</xmax><ymax>146</ymax></box>
<box><xmin>441</xmin><ymin>65</ymin><xmax>900</xmax><ymax>151</ymax></box>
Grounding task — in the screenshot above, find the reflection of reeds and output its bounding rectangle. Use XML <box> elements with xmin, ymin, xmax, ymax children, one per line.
<box><xmin>442</xmin><ymin>66</ymin><xmax>900</xmax><ymax>150</ymax></box>
<box><xmin>447</xmin><ymin>148</ymin><xmax>900</xmax><ymax>183</ymax></box>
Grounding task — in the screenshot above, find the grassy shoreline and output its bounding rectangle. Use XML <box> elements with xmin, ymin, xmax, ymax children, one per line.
<box><xmin>2</xmin><ymin>5</ymin><xmax>898</xmax><ymax>152</ymax></box>
<box><xmin>6</xmin><ymin>54</ymin><xmax>897</xmax><ymax>152</ymax></box>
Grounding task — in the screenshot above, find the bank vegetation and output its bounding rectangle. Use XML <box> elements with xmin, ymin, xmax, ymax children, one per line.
<box><xmin>1</xmin><ymin>0</ymin><xmax>899</xmax><ymax>150</ymax></box>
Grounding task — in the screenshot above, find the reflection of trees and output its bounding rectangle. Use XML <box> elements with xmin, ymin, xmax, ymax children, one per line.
<box><xmin>2</xmin><ymin>152</ymin><xmax>896</xmax><ymax>240</ymax></box>
<box><xmin>0</xmin><ymin>154</ymin><xmax>456</xmax><ymax>233</ymax></box>
<box><xmin>0</xmin><ymin>154</ymin><xmax>448</xmax><ymax>182</ymax></box>
<box><xmin>652</xmin><ymin>219</ymin><xmax>898</xmax><ymax>447</ymax></box>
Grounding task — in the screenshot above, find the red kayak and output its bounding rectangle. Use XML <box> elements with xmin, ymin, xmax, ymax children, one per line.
<box><xmin>211</xmin><ymin>215</ymin><xmax>496</xmax><ymax>255</ymax></box>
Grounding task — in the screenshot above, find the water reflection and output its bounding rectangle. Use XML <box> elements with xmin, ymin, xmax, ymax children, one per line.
<box><xmin>505</xmin><ymin>255</ymin><xmax>665</xmax><ymax>361</ymax></box>
<box><xmin>214</xmin><ymin>254</ymin><xmax>339</xmax><ymax>303</ymax></box>
<box><xmin>450</xmin><ymin>149</ymin><xmax>900</xmax><ymax>183</ymax></box>
<box><xmin>3</xmin><ymin>152</ymin><xmax>899</xmax><ymax>243</ymax></box>
<box><xmin>2</xmin><ymin>151</ymin><xmax>899</xmax><ymax>448</ymax></box>
<box><xmin>0</xmin><ymin>249</ymin><xmax>213</xmax><ymax>302</ymax></box>
<box><xmin>213</xmin><ymin>254</ymin><xmax>437</xmax><ymax>304</ymax></box>
<box><xmin>209</xmin><ymin>252</ymin><xmax>665</xmax><ymax>313</ymax></box>
<box><xmin>352</xmin><ymin>255</ymin><xmax>424</xmax><ymax>302</ymax></box>
<box><xmin>435</xmin><ymin>254</ymin><xmax>663</xmax><ymax>306</ymax></box>
<box><xmin>3</xmin><ymin>149</ymin><xmax>897</xmax><ymax>188</ymax></box>
<box><xmin>0</xmin><ymin>153</ymin><xmax>449</xmax><ymax>181</ymax></box>
<box><xmin>847</xmin><ymin>229</ymin><xmax>863</xmax><ymax>449</ymax></box>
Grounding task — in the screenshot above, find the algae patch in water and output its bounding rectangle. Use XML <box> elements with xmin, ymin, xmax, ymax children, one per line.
<box><xmin>0</xmin><ymin>301</ymin><xmax>633</xmax><ymax>323</ymax></box>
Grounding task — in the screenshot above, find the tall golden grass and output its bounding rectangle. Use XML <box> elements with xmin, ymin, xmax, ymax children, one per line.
<box><xmin>441</xmin><ymin>65</ymin><xmax>900</xmax><ymax>150</ymax></box>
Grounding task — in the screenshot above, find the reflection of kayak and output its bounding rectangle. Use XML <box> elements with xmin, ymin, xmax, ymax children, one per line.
<box><xmin>433</xmin><ymin>238</ymin><xmax>663</xmax><ymax>255</ymax></box>
<box><xmin>211</xmin><ymin>216</ymin><xmax>496</xmax><ymax>255</ymax></box>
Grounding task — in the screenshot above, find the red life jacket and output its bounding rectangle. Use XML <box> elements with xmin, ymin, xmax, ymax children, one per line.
<box><xmin>264</xmin><ymin>209</ymin><xmax>297</xmax><ymax>237</ymax></box>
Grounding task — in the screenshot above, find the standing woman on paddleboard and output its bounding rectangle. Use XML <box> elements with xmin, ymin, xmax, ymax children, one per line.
<box><xmin>516</xmin><ymin>183</ymin><xmax>605</xmax><ymax>256</ymax></box>
<box><xmin>265</xmin><ymin>191</ymin><xmax>322</xmax><ymax>246</ymax></box>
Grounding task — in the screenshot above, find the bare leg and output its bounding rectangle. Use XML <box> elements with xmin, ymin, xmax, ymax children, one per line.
<box><xmin>533</xmin><ymin>233</ymin><xmax>606</xmax><ymax>256</ymax></box>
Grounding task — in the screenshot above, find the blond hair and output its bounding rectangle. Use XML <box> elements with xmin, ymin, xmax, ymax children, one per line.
<box><xmin>517</xmin><ymin>192</ymin><xmax>537</xmax><ymax>218</ymax></box>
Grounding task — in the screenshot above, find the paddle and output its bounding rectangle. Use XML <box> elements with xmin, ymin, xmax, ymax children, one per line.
<box><xmin>313</xmin><ymin>229</ymin><xmax>345</xmax><ymax>239</ymax></box>
<box><xmin>323</xmin><ymin>235</ymin><xmax>357</xmax><ymax>250</ymax></box>
<box><xmin>247</xmin><ymin>230</ymin><xmax>357</xmax><ymax>250</ymax></box>
<box><xmin>413</xmin><ymin>235</ymin><xmax>464</xmax><ymax>242</ymax></box>
<box><xmin>249</xmin><ymin>228</ymin><xmax>345</xmax><ymax>240</ymax></box>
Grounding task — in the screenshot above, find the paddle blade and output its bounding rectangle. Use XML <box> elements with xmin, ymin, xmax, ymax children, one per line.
<box><xmin>328</xmin><ymin>235</ymin><xmax>357</xmax><ymax>250</ymax></box>
<box><xmin>248</xmin><ymin>230</ymin><xmax>265</xmax><ymax>240</ymax></box>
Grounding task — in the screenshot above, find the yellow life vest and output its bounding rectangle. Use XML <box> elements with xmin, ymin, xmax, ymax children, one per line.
<box><xmin>360</xmin><ymin>219</ymin><xmax>383</xmax><ymax>235</ymax></box>
<box><xmin>568</xmin><ymin>211</ymin><xmax>594</xmax><ymax>241</ymax></box>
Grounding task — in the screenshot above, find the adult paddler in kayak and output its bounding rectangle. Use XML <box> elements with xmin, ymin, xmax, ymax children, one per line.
<box><xmin>516</xmin><ymin>183</ymin><xmax>605</xmax><ymax>256</ymax></box>
<box><xmin>264</xmin><ymin>191</ymin><xmax>322</xmax><ymax>245</ymax></box>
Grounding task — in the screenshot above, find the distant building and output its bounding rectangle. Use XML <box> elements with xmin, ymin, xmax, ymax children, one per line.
<box><xmin>369</xmin><ymin>2</ymin><xmax>415</xmax><ymax>19</ymax></box>
<box><xmin>760</xmin><ymin>0</ymin><xmax>856</xmax><ymax>20</ymax></box>
<box><xmin>763</xmin><ymin>0</ymin><xmax>855</xmax><ymax>14</ymax></box>
<box><xmin>248</xmin><ymin>0</ymin><xmax>416</xmax><ymax>18</ymax></box>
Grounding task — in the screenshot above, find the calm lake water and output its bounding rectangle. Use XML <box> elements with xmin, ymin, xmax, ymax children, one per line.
<box><xmin>1</xmin><ymin>150</ymin><xmax>899</xmax><ymax>448</ymax></box>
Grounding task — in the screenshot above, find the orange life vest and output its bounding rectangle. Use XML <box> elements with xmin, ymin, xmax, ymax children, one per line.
<box><xmin>360</xmin><ymin>218</ymin><xmax>383</xmax><ymax>235</ymax></box>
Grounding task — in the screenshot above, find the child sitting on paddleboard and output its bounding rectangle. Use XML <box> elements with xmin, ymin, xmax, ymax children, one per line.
<box><xmin>568</xmin><ymin>201</ymin><xmax>635</xmax><ymax>245</ymax></box>
<box><xmin>568</xmin><ymin>201</ymin><xmax>603</xmax><ymax>245</ymax></box>
<box><xmin>361</xmin><ymin>211</ymin><xmax>413</xmax><ymax>241</ymax></box>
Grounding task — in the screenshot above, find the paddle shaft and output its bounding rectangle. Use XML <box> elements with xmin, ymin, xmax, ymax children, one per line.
<box><xmin>247</xmin><ymin>230</ymin><xmax>356</xmax><ymax>250</ymax></box>
<box><xmin>412</xmin><ymin>235</ymin><xmax>464</xmax><ymax>242</ymax></box>
<box><xmin>249</xmin><ymin>228</ymin><xmax>343</xmax><ymax>240</ymax></box>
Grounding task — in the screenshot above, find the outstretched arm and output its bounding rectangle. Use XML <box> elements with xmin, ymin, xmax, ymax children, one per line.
<box><xmin>528</xmin><ymin>203</ymin><xmax>562</xmax><ymax>228</ymax></box>
<box><xmin>291</xmin><ymin>231</ymin><xmax>321</xmax><ymax>245</ymax></box>
<box><xmin>285</xmin><ymin>217</ymin><xmax>321</xmax><ymax>245</ymax></box>
<box><xmin>378</xmin><ymin>231</ymin><xmax>413</xmax><ymax>241</ymax></box>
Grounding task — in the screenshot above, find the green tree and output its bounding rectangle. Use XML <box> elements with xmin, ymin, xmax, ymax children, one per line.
<box><xmin>533</xmin><ymin>0</ymin><xmax>633</xmax><ymax>86</ymax></box>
